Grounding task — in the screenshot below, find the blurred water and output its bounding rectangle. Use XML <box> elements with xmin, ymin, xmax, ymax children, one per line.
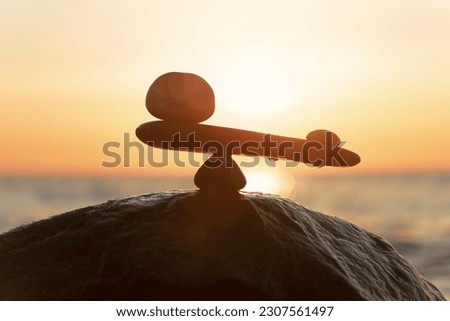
<box><xmin>0</xmin><ymin>173</ymin><xmax>449</xmax><ymax>299</ymax></box>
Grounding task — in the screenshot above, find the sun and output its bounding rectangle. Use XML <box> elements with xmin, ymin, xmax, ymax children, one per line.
<box><xmin>214</xmin><ymin>50</ymin><xmax>302</xmax><ymax>115</ymax></box>
<box><xmin>242</xmin><ymin>169</ymin><xmax>296</xmax><ymax>196</ymax></box>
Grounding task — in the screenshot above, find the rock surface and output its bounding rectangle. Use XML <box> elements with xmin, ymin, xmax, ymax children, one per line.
<box><xmin>0</xmin><ymin>191</ymin><xmax>445</xmax><ymax>300</ymax></box>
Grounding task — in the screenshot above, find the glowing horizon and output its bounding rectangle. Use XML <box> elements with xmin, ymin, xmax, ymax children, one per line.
<box><xmin>1</xmin><ymin>0</ymin><xmax>450</xmax><ymax>180</ymax></box>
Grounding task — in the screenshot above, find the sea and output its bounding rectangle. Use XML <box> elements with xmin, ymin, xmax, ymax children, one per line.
<box><xmin>1</xmin><ymin>173</ymin><xmax>449</xmax><ymax>299</ymax></box>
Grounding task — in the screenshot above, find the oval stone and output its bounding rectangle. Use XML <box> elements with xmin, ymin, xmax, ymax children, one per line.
<box><xmin>146</xmin><ymin>72</ymin><xmax>215</xmax><ymax>123</ymax></box>
<box><xmin>194</xmin><ymin>155</ymin><xmax>247</xmax><ymax>193</ymax></box>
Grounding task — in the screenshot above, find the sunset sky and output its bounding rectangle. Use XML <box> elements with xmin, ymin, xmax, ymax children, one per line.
<box><xmin>1</xmin><ymin>0</ymin><xmax>449</xmax><ymax>179</ymax></box>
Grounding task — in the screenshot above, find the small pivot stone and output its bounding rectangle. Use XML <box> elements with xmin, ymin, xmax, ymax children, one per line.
<box><xmin>194</xmin><ymin>155</ymin><xmax>246</xmax><ymax>193</ymax></box>
<box><xmin>146</xmin><ymin>72</ymin><xmax>215</xmax><ymax>123</ymax></box>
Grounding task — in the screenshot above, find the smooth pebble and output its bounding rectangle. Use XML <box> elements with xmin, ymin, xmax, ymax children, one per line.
<box><xmin>146</xmin><ymin>72</ymin><xmax>215</xmax><ymax>123</ymax></box>
<box><xmin>194</xmin><ymin>155</ymin><xmax>246</xmax><ymax>192</ymax></box>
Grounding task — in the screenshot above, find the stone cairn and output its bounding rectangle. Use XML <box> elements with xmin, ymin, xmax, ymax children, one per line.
<box><xmin>136</xmin><ymin>72</ymin><xmax>360</xmax><ymax>193</ymax></box>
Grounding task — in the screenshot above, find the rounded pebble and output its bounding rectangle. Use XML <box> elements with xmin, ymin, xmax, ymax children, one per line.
<box><xmin>194</xmin><ymin>155</ymin><xmax>246</xmax><ymax>193</ymax></box>
<box><xmin>306</xmin><ymin>129</ymin><xmax>341</xmax><ymax>146</ymax></box>
<box><xmin>146</xmin><ymin>72</ymin><xmax>215</xmax><ymax>123</ymax></box>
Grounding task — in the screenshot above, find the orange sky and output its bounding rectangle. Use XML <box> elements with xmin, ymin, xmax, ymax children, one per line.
<box><xmin>1</xmin><ymin>0</ymin><xmax>450</xmax><ymax>178</ymax></box>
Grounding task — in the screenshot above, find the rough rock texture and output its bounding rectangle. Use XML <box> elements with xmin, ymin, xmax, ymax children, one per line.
<box><xmin>0</xmin><ymin>191</ymin><xmax>445</xmax><ymax>300</ymax></box>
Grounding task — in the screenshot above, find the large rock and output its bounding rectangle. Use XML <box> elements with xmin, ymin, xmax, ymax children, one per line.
<box><xmin>0</xmin><ymin>191</ymin><xmax>444</xmax><ymax>300</ymax></box>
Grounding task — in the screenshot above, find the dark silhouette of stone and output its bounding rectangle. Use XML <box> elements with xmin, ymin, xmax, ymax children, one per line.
<box><xmin>146</xmin><ymin>72</ymin><xmax>215</xmax><ymax>123</ymax></box>
<box><xmin>136</xmin><ymin>121</ymin><xmax>361</xmax><ymax>167</ymax></box>
<box><xmin>306</xmin><ymin>129</ymin><xmax>341</xmax><ymax>146</ymax></box>
<box><xmin>194</xmin><ymin>155</ymin><xmax>246</xmax><ymax>193</ymax></box>
<box><xmin>0</xmin><ymin>191</ymin><xmax>444</xmax><ymax>300</ymax></box>
<box><xmin>140</xmin><ymin>71</ymin><xmax>361</xmax><ymax>171</ymax></box>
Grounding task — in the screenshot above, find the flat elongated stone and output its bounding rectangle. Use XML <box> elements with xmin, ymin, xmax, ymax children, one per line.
<box><xmin>146</xmin><ymin>72</ymin><xmax>215</xmax><ymax>123</ymax></box>
<box><xmin>136</xmin><ymin>121</ymin><xmax>361</xmax><ymax>167</ymax></box>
